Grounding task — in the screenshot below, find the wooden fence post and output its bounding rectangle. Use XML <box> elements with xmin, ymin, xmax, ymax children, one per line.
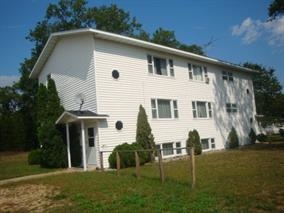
<box><xmin>190</xmin><ymin>147</ymin><xmax>196</xmax><ymax>189</ymax></box>
<box><xmin>116</xmin><ymin>151</ymin><xmax>120</xmax><ymax>176</ymax></box>
<box><xmin>100</xmin><ymin>152</ymin><xmax>104</xmax><ymax>171</ymax></box>
<box><xmin>158</xmin><ymin>149</ymin><xmax>165</xmax><ymax>183</ymax></box>
<box><xmin>135</xmin><ymin>151</ymin><xmax>140</xmax><ymax>179</ymax></box>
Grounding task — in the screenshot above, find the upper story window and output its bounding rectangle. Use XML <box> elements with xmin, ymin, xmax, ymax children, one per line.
<box><xmin>151</xmin><ymin>99</ymin><xmax>178</xmax><ymax>119</ymax></box>
<box><xmin>226</xmin><ymin>103</ymin><xmax>237</xmax><ymax>113</ymax></box>
<box><xmin>192</xmin><ymin>101</ymin><xmax>212</xmax><ymax>119</ymax></box>
<box><xmin>147</xmin><ymin>55</ymin><xmax>174</xmax><ymax>77</ymax></box>
<box><xmin>222</xmin><ymin>71</ymin><xmax>233</xmax><ymax>81</ymax></box>
<box><xmin>188</xmin><ymin>63</ymin><xmax>207</xmax><ymax>81</ymax></box>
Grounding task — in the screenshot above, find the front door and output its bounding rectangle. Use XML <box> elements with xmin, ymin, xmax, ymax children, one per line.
<box><xmin>86</xmin><ymin>127</ymin><xmax>97</xmax><ymax>165</ymax></box>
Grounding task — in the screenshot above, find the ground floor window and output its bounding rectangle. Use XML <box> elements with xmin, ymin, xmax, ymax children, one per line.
<box><xmin>201</xmin><ymin>138</ymin><xmax>215</xmax><ymax>150</ymax></box>
<box><xmin>176</xmin><ymin>142</ymin><xmax>182</xmax><ymax>154</ymax></box>
<box><xmin>201</xmin><ymin>139</ymin><xmax>210</xmax><ymax>150</ymax></box>
<box><xmin>162</xmin><ymin>143</ymin><xmax>174</xmax><ymax>156</ymax></box>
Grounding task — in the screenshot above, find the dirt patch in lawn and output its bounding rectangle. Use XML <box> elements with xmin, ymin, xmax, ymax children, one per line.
<box><xmin>0</xmin><ymin>184</ymin><xmax>69</xmax><ymax>212</ymax></box>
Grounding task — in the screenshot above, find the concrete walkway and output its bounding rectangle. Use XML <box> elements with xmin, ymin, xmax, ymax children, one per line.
<box><xmin>0</xmin><ymin>168</ymin><xmax>84</xmax><ymax>186</ymax></box>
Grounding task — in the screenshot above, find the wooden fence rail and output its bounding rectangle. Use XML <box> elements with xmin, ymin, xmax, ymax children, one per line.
<box><xmin>99</xmin><ymin>147</ymin><xmax>196</xmax><ymax>188</ymax></box>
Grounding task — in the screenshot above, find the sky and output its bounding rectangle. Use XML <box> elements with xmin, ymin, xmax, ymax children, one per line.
<box><xmin>0</xmin><ymin>0</ymin><xmax>283</xmax><ymax>88</ymax></box>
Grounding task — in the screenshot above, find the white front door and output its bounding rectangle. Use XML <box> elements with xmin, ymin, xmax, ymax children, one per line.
<box><xmin>86</xmin><ymin>127</ymin><xmax>97</xmax><ymax>165</ymax></box>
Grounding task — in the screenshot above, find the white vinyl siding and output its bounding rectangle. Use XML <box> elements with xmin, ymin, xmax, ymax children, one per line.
<box><xmin>40</xmin><ymin>36</ymin><xmax>258</xmax><ymax>167</ymax></box>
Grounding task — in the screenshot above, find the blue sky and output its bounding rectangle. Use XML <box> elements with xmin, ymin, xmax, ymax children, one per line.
<box><xmin>0</xmin><ymin>0</ymin><xmax>283</xmax><ymax>88</ymax></box>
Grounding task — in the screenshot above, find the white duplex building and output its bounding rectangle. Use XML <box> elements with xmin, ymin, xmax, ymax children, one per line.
<box><xmin>30</xmin><ymin>28</ymin><xmax>258</xmax><ymax>170</ymax></box>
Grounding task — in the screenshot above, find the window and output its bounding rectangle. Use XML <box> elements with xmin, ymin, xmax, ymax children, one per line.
<box><xmin>222</xmin><ymin>71</ymin><xmax>233</xmax><ymax>81</ymax></box>
<box><xmin>151</xmin><ymin>99</ymin><xmax>179</xmax><ymax>119</ymax></box>
<box><xmin>169</xmin><ymin>59</ymin><xmax>174</xmax><ymax>76</ymax></box>
<box><xmin>158</xmin><ymin>99</ymin><xmax>171</xmax><ymax>118</ymax></box>
<box><xmin>192</xmin><ymin>102</ymin><xmax>197</xmax><ymax>118</ymax></box>
<box><xmin>176</xmin><ymin>142</ymin><xmax>182</xmax><ymax>154</ymax></box>
<box><xmin>204</xmin><ymin>67</ymin><xmax>208</xmax><ymax>78</ymax></box>
<box><xmin>148</xmin><ymin>55</ymin><xmax>174</xmax><ymax>77</ymax></box>
<box><xmin>211</xmin><ymin>138</ymin><xmax>215</xmax><ymax>149</ymax></box>
<box><xmin>201</xmin><ymin>139</ymin><xmax>210</xmax><ymax>150</ymax></box>
<box><xmin>192</xmin><ymin>65</ymin><xmax>203</xmax><ymax>81</ymax></box>
<box><xmin>162</xmin><ymin>143</ymin><xmax>174</xmax><ymax>156</ymax></box>
<box><xmin>88</xmin><ymin>128</ymin><xmax>95</xmax><ymax>147</ymax></box>
<box><xmin>226</xmin><ymin>103</ymin><xmax>237</xmax><ymax>113</ymax></box>
<box><xmin>188</xmin><ymin>64</ymin><xmax>207</xmax><ymax>81</ymax></box>
<box><xmin>151</xmin><ymin>99</ymin><xmax>157</xmax><ymax>118</ymax></box>
<box><xmin>147</xmin><ymin>55</ymin><xmax>153</xmax><ymax>73</ymax></box>
<box><xmin>246</xmin><ymin>89</ymin><xmax>250</xmax><ymax>94</ymax></box>
<box><xmin>173</xmin><ymin>100</ymin><xmax>179</xmax><ymax>118</ymax></box>
<box><xmin>154</xmin><ymin>57</ymin><xmax>167</xmax><ymax>76</ymax></box>
<box><xmin>46</xmin><ymin>74</ymin><xmax>51</xmax><ymax>85</ymax></box>
<box><xmin>208</xmin><ymin>102</ymin><xmax>212</xmax><ymax>118</ymax></box>
<box><xmin>155</xmin><ymin>144</ymin><xmax>161</xmax><ymax>156</ymax></box>
<box><xmin>192</xmin><ymin>101</ymin><xmax>212</xmax><ymax>118</ymax></box>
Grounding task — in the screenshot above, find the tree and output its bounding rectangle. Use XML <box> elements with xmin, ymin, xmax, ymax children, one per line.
<box><xmin>152</xmin><ymin>28</ymin><xmax>180</xmax><ymax>48</ymax></box>
<box><xmin>136</xmin><ymin>105</ymin><xmax>155</xmax><ymax>161</ymax></box>
<box><xmin>151</xmin><ymin>28</ymin><xmax>205</xmax><ymax>55</ymax></box>
<box><xmin>186</xmin><ymin>130</ymin><xmax>202</xmax><ymax>155</ymax></box>
<box><xmin>37</xmin><ymin>79</ymin><xmax>66</xmax><ymax>168</ymax></box>
<box><xmin>0</xmin><ymin>86</ymin><xmax>26</xmax><ymax>151</ymax></box>
<box><xmin>243</xmin><ymin>62</ymin><xmax>282</xmax><ymax>122</ymax></box>
<box><xmin>227</xmin><ymin>127</ymin><xmax>239</xmax><ymax>149</ymax></box>
<box><xmin>268</xmin><ymin>0</ymin><xmax>284</xmax><ymax>20</ymax></box>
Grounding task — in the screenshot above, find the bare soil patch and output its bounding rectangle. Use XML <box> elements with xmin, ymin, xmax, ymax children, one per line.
<box><xmin>0</xmin><ymin>184</ymin><xmax>69</xmax><ymax>212</ymax></box>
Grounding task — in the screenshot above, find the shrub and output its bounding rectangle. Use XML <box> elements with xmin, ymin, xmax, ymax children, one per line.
<box><xmin>39</xmin><ymin>121</ymin><xmax>67</xmax><ymax>168</ymax></box>
<box><xmin>249</xmin><ymin>128</ymin><xmax>257</xmax><ymax>144</ymax></box>
<box><xmin>186</xmin><ymin>129</ymin><xmax>202</xmax><ymax>155</ymax></box>
<box><xmin>28</xmin><ymin>149</ymin><xmax>41</xmax><ymax>165</ymax></box>
<box><xmin>279</xmin><ymin>129</ymin><xmax>284</xmax><ymax>137</ymax></box>
<box><xmin>227</xmin><ymin>127</ymin><xmax>239</xmax><ymax>149</ymax></box>
<box><xmin>108</xmin><ymin>143</ymin><xmax>148</xmax><ymax>169</ymax></box>
<box><xmin>136</xmin><ymin>105</ymin><xmax>155</xmax><ymax>162</ymax></box>
<box><xmin>256</xmin><ymin>133</ymin><xmax>267</xmax><ymax>142</ymax></box>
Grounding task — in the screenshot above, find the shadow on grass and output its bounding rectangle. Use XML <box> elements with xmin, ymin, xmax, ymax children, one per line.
<box><xmin>240</xmin><ymin>142</ymin><xmax>284</xmax><ymax>150</ymax></box>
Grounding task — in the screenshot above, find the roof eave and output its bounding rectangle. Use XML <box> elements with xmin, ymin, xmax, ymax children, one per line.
<box><xmin>29</xmin><ymin>28</ymin><xmax>258</xmax><ymax>79</ymax></box>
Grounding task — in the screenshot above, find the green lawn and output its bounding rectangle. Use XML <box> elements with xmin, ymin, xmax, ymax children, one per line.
<box><xmin>8</xmin><ymin>143</ymin><xmax>283</xmax><ymax>212</ymax></box>
<box><xmin>0</xmin><ymin>152</ymin><xmax>57</xmax><ymax>180</ymax></box>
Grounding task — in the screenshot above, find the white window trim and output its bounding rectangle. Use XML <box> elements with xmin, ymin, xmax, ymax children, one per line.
<box><xmin>151</xmin><ymin>98</ymin><xmax>179</xmax><ymax>120</ymax></box>
<box><xmin>191</xmin><ymin>101</ymin><xmax>213</xmax><ymax>119</ymax></box>
<box><xmin>201</xmin><ymin>138</ymin><xmax>215</xmax><ymax>151</ymax></box>
<box><xmin>226</xmin><ymin>102</ymin><xmax>237</xmax><ymax>113</ymax></box>
<box><xmin>188</xmin><ymin>63</ymin><xmax>207</xmax><ymax>82</ymax></box>
<box><xmin>147</xmin><ymin>54</ymin><xmax>174</xmax><ymax>78</ymax></box>
<box><xmin>222</xmin><ymin>71</ymin><xmax>234</xmax><ymax>82</ymax></box>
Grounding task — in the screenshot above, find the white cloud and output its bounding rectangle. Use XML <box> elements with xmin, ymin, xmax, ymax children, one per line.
<box><xmin>0</xmin><ymin>75</ymin><xmax>20</xmax><ymax>87</ymax></box>
<box><xmin>232</xmin><ymin>16</ymin><xmax>284</xmax><ymax>48</ymax></box>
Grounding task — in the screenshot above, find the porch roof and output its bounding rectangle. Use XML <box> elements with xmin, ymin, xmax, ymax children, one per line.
<box><xmin>56</xmin><ymin>110</ymin><xmax>108</xmax><ymax>124</ymax></box>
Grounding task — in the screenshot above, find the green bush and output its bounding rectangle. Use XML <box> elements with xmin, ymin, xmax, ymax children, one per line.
<box><xmin>108</xmin><ymin>143</ymin><xmax>148</xmax><ymax>169</ymax></box>
<box><xmin>227</xmin><ymin>127</ymin><xmax>239</xmax><ymax>149</ymax></box>
<box><xmin>279</xmin><ymin>129</ymin><xmax>284</xmax><ymax>137</ymax></box>
<box><xmin>186</xmin><ymin>129</ymin><xmax>202</xmax><ymax>155</ymax></box>
<box><xmin>256</xmin><ymin>133</ymin><xmax>267</xmax><ymax>142</ymax></box>
<box><xmin>28</xmin><ymin>149</ymin><xmax>41</xmax><ymax>165</ymax></box>
<box><xmin>39</xmin><ymin>121</ymin><xmax>67</xmax><ymax>168</ymax></box>
<box><xmin>249</xmin><ymin>128</ymin><xmax>257</xmax><ymax>144</ymax></box>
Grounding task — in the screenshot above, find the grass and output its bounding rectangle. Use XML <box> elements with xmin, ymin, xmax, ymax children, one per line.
<box><xmin>1</xmin><ymin>143</ymin><xmax>284</xmax><ymax>212</ymax></box>
<box><xmin>0</xmin><ymin>152</ymin><xmax>58</xmax><ymax>180</ymax></box>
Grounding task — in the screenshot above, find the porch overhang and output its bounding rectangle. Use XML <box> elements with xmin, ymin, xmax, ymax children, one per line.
<box><xmin>56</xmin><ymin>110</ymin><xmax>108</xmax><ymax>124</ymax></box>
